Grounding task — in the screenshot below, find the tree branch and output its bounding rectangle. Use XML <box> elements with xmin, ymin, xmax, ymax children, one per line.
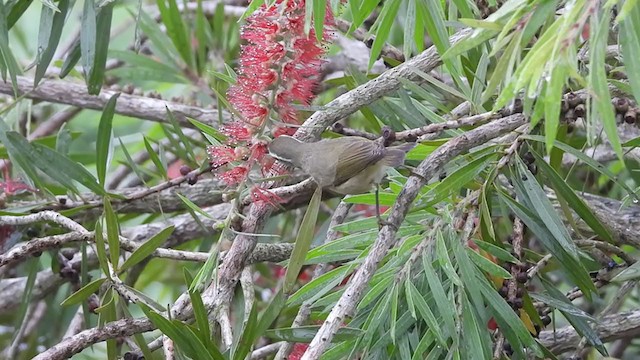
<box><xmin>0</xmin><ymin>76</ymin><xmax>229</xmax><ymax>126</ymax></box>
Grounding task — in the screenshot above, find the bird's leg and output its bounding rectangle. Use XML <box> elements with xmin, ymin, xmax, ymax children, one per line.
<box><xmin>375</xmin><ymin>185</ymin><xmax>394</xmax><ymax>230</ymax></box>
<box><xmin>376</xmin><ymin>185</ymin><xmax>382</xmax><ymax>228</ymax></box>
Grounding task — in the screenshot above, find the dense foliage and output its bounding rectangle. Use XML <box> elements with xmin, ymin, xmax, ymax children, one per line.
<box><xmin>2</xmin><ymin>0</ymin><xmax>640</xmax><ymax>359</ymax></box>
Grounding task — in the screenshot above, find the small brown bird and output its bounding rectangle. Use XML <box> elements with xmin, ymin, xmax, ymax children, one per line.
<box><xmin>268</xmin><ymin>135</ymin><xmax>415</xmax><ymax>223</ymax></box>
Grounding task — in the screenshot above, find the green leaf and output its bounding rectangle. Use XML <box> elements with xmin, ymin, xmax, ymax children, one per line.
<box><xmin>498</xmin><ymin>177</ymin><xmax>596</xmax><ymax>298</ymax></box>
<box><xmin>119</xmin><ymin>226</ymin><xmax>175</xmax><ymax>272</ymax></box>
<box><xmin>529</xmin><ymin>293</ymin><xmax>596</xmax><ymax>321</ymax></box>
<box><xmin>264</xmin><ymin>326</ymin><xmax>363</xmax><ymax>342</ymax></box>
<box><xmin>523</xmin><ymin>135</ymin><xmax>638</xmax><ymax>199</ymax></box>
<box><xmin>177</xmin><ymin>193</ymin><xmax>212</xmax><ymax>219</ymax></box>
<box><xmin>87</xmin><ymin>3</ymin><xmax>113</xmax><ymax>94</ymax></box>
<box><xmin>143</xmin><ymin>137</ymin><xmax>168</xmax><ymax>180</ymax></box>
<box><xmin>610</xmin><ymin>261</ymin><xmax>640</xmax><ymax>282</ymax></box>
<box><xmin>156</xmin><ymin>0</ymin><xmax>194</xmax><ymax>68</ymax></box>
<box><xmin>312</xmin><ymin>0</ymin><xmax>326</xmax><ymax>42</ymax></box>
<box><xmin>405</xmin><ymin>280</ymin><xmax>447</xmax><ymax>346</ymax></box>
<box><xmin>287</xmin><ymin>265</ymin><xmax>354</xmax><ymax>306</ymax></box>
<box><xmin>188</xmin><ymin>118</ymin><xmax>226</xmax><ymax>144</ymax></box>
<box><xmin>104</xmin><ymin>198</ymin><xmax>120</xmax><ymax>268</ymax></box>
<box><xmin>7</xmin><ymin>0</ymin><xmax>34</xmax><ymax>29</ymax></box>
<box><xmin>61</xmin><ymin>278</ymin><xmax>107</xmax><ymax>306</ymax></box>
<box><xmin>0</xmin><ymin>0</ymin><xmax>22</xmax><ymax>93</ymax></box>
<box><xmin>418</xmin><ymin>150</ymin><xmax>497</xmax><ymax>208</ymax></box>
<box><xmin>96</xmin><ymin>93</ymin><xmax>119</xmax><ymax>187</ymax></box>
<box><xmin>368</xmin><ymin>0</ymin><xmax>402</xmax><ymax>69</ymax></box>
<box><xmin>186</xmin><ymin>277</ymin><xmax>213</xmax><ymax>350</ymax></box>
<box><xmin>12</xmin><ymin>258</ymin><xmax>38</xmax><ymax>346</ymax></box>
<box><xmin>81</xmin><ymin>0</ymin><xmax>96</xmax><ymax>80</ymax></box>
<box><xmin>468</xmin><ymin>249</ymin><xmax>512</xmax><ymax>279</ymax></box>
<box><xmin>4</xmin><ymin>131</ymin><xmax>104</xmax><ymax>195</ymax></box>
<box><xmin>540</xmin><ymin>279</ymin><xmax>607</xmax><ymax>355</ymax></box>
<box><xmin>284</xmin><ymin>187</ymin><xmax>322</xmax><ymax>294</ymax></box>
<box><xmin>141</xmin><ymin>306</ymin><xmax>221</xmax><ymax>360</ymax></box>
<box><xmin>590</xmin><ymin>9</ymin><xmax>622</xmax><ymax>162</ymax></box>
<box><xmin>59</xmin><ymin>40</ymin><xmax>81</xmax><ymax>78</ymax></box>
<box><xmin>619</xmin><ymin>4</ymin><xmax>640</xmax><ymax>117</ymax></box>
<box><xmin>473</xmin><ymin>240</ymin><xmax>519</xmax><ymax>264</ymax></box>
<box><xmin>108</xmin><ymin>50</ymin><xmax>187</xmax><ymax>83</ymax></box>
<box><xmin>166</xmin><ymin>108</ymin><xmax>197</xmax><ymax>164</ymax></box>
<box><xmin>256</xmin><ymin>289</ymin><xmax>285</xmax><ymax>336</ymax></box>
<box><xmin>232</xmin><ymin>304</ymin><xmax>259</xmax><ymax>360</ymax></box>
<box><xmin>94</xmin><ymin>221</ymin><xmax>111</xmax><ymax>277</ymax></box>
<box><xmin>34</xmin><ymin>0</ymin><xmax>72</xmax><ymax>86</ymax></box>
<box><xmin>0</xmin><ymin>121</ymin><xmax>46</xmax><ymax>192</ymax></box>
<box><xmin>422</xmin><ymin>256</ymin><xmax>456</xmax><ymax>335</ymax></box>
<box><xmin>531</xmin><ymin>150</ymin><xmax>613</xmax><ymax>243</ymax></box>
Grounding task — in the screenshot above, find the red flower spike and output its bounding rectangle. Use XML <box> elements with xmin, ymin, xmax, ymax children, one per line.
<box><xmin>219</xmin><ymin>166</ymin><xmax>249</xmax><ymax>186</ymax></box>
<box><xmin>221</xmin><ymin>122</ymin><xmax>253</xmax><ymax>143</ymax></box>
<box><xmin>207</xmin><ymin>146</ymin><xmax>237</xmax><ymax>168</ymax></box>
<box><xmin>227</xmin><ymin>0</ymin><xmax>334</xmax><ymax>127</ymax></box>
<box><xmin>289</xmin><ymin>343</ymin><xmax>309</xmax><ymax>360</ymax></box>
<box><xmin>250</xmin><ymin>186</ymin><xmax>284</xmax><ymax>208</ymax></box>
<box><xmin>0</xmin><ymin>161</ymin><xmax>37</xmax><ymax>195</ymax></box>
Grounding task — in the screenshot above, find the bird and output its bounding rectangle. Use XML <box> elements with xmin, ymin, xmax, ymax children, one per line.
<box><xmin>268</xmin><ymin>134</ymin><xmax>415</xmax><ymax>225</ymax></box>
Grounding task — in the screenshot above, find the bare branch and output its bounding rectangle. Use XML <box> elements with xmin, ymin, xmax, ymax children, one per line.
<box><xmin>0</xmin><ymin>76</ymin><xmax>229</xmax><ymax>127</ymax></box>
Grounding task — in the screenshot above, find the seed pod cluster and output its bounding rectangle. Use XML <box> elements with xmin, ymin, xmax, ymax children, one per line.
<box><xmin>560</xmin><ymin>92</ymin><xmax>640</xmax><ymax>132</ymax></box>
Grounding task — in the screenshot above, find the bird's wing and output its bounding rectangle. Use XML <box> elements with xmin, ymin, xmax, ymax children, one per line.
<box><xmin>332</xmin><ymin>139</ymin><xmax>385</xmax><ymax>186</ymax></box>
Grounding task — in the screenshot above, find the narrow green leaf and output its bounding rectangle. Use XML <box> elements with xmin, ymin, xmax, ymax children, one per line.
<box><xmin>264</xmin><ymin>326</ymin><xmax>363</xmax><ymax>342</ymax></box>
<box><xmin>143</xmin><ymin>137</ymin><xmax>168</xmax><ymax>179</ymax></box>
<box><xmin>498</xmin><ymin>185</ymin><xmax>596</xmax><ymax>297</ymax></box>
<box><xmin>540</xmin><ymin>279</ymin><xmax>607</xmax><ymax>355</ymax></box>
<box><xmin>60</xmin><ymin>40</ymin><xmax>81</xmax><ymax>78</ymax></box>
<box><xmin>0</xmin><ymin>0</ymin><xmax>21</xmax><ymax>92</ymax></box>
<box><xmin>232</xmin><ymin>304</ymin><xmax>259</xmax><ymax>360</ymax></box>
<box><xmin>619</xmin><ymin>4</ymin><xmax>640</xmax><ymax>117</ymax></box>
<box><xmin>12</xmin><ymin>258</ymin><xmax>38</xmax><ymax>346</ymax></box>
<box><xmin>284</xmin><ymin>187</ymin><xmax>322</xmax><ymax>294</ymax></box>
<box><xmin>87</xmin><ymin>4</ymin><xmax>113</xmax><ymax>94</ymax></box>
<box><xmin>7</xmin><ymin>0</ymin><xmax>34</xmax><ymax>29</ymax></box>
<box><xmin>590</xmin><ymin>9</ymin><xmax>622</xmax><ymax>162</ymax></box>
<box><xmin>103</xmin><ymin>198</ymin><xmax>120</xmax><ymax>268</ymax></box>
<box><xmin>34</xmin><ymin>0</ymin><xmax>71</xmax><ymax>86</ymax></box>
<box><xmin>523</xmin><ymin>135</ymin><xmax>638</xmax><ymax>199</ymax></box>
<box><xmin>61</xmin><ymin>278</ymin><xmax>106</xmax><ymax>306</ymax></box>
<box><xmin>531</xmin><ymin>150</ymin><xmax>613</xmax><ymax>243</ymax></box>
<box><xmin>405</xmin><ymin>280</ymin><xmax>447</xmax><ymax>346</ymax></box>
<box><xmin>256</xmin><ymin>289</ymin><xmax>285</xmax><ymax>336</ymax></box>
<box><xmin>422</xmin><ymin>256</ymin><xmax>456</xmax><ymax>335</ymax></box>
<box><xmin>468</xmin><ymin>249</ymin><xmax>512</xmax><ymax>279</ymax></box>
<box><xmin>368</xmin><ymin>0</ymin><xmax>402</xmax><ymax>69</ymax></box>
<box><xmin>188</xmin><ymin>118</ymin><xmax>226</xmax><ymax>143</ymax></box>
<box><xmin>94</xmin><ymin>221</ymin><xmax>111</xmax><ymax>278</ymax></box>
<box><xmin>187</xmin><ymin>285</ymin><xmax>212</xmax><ymax>350</ymax></box>
<box><xmin>166</xmin><ymin>108</ymin><xmax>197</xmax><ymax>164</ymax></box>
<box><xmin>81</xmin><ymin>0</ymin><xmax>97</xmax><ymax>79</ymax></box>
<box><xmin>156</xmin><ymin>0</ymin><xmax>194</xmax><ymax>67</ymax></box>
<box><xmin>119</xmin><ymin>226</ymin><xmax>175</xmax><ymax>272</ymax></box>
<box><xmin>4</xmin><ymin>131</ymin><xmax>104</xmax><ymax>195</ymax></box>
<box><xmin>96</xmin><ymin>93</ymin><xmax>119</xmax><ymax>187</ymax></box>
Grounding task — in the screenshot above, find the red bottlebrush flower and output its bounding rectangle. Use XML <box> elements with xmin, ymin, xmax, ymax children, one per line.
<box><xmin>289</xmin><ymin>343</ymin><xmax>309</xmax><ymax>360</ymax></box>
<box><xmin>487</xmin><ymin>317</ymin><xmax>498</xmax><ymax>331</ymax></box>
<box><xmin>219</xmin><ymin>166</ymin><xmax>249</xmax><ymax>186</ymax></box>
<box><xmin>250</xmin><ymin>185</ymin><xmax>284</xmax><ymax>207</ymax></box>
<box><xmin>227</xmin><ymin>0</ymin><xmax>334</xmax><ymax>128</ymax></box>
<box><xmin>221</xmin><ymin>121</ymin><xmax>254</xmax><ymax>143</ymax></box>
<box><xmin>0</xmin><ymin>161</ymin><xmax>37</xmax><ymax>195</ymax></box>
<box><xmin>273</xmin><ymin>127</ymin><xmax>297</xmax><ymax>137</ymax></box>
<box><xmin>248</xmin><ymin>142</ymin><xmax>268</xmax><ymax>164</ymax></box>
<box><xmin>207</xmin><ymin>146</ymin><xmax>237</xmax><ymax>168</ymax></box>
